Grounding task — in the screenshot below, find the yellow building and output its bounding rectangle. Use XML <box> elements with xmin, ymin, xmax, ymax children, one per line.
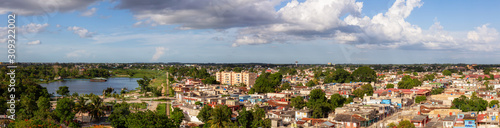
<box><xmin>215</xmin><ymin>71</ymin><xmax>257</xmax><ymax>86</ymax></box>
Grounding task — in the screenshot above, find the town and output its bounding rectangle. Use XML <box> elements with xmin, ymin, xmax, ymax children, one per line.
<box><xmin>1</xmin><ymin>63</ymin><xmax>499</xmax><ymax>128</ymax></box>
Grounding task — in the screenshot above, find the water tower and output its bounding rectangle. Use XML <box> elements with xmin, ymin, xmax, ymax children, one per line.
<box><xmin>295</xmin><ymin>61</ymin><xmax>298</xmax><ymax>67</ymax></box>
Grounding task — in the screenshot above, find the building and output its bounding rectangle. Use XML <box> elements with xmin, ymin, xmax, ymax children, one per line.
<box><xmin>215</xmin><ymin>71</ymin><xmax>257</xmax><ymax>86</ymax></box>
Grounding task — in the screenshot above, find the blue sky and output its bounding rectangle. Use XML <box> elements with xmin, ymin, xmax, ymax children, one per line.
<box><xmin>1</xmin><ymin>0</ymin><xmax>499</xmax><ymax>64</ymax></box>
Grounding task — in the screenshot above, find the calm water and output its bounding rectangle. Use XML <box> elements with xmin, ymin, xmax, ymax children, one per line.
<box><xmin>40</xmin><ymin>77</ymin><xmax>141</xmax><ymax>96</ymax></box>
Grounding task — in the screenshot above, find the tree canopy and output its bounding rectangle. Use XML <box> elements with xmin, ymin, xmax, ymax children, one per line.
<box><xmin>397</xmin><ymin>75</ymin><xmax>421</xmax><ymax>89</ymax></box>
<box><xmin>352</xmin><ymin>84</ymin><xmax>374</xmax><ymax>98</ymax></box>
<box><xmin>451</xmin><ymin>94</ymin><xmax>488</xmax><ymax>112</ymax></box>
<box><xmin>249</xmin><ymin>72</ymin><xmax>282</xmax><ymax>94</ymax></box>
<box><xmin>351</xmin><ymin>66</ymin><xmax>377</xmax><ymax>82</ymax></box>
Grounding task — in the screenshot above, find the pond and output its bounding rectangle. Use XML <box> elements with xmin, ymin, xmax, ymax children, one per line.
<box><xmin>40</xmin><ymin>77</ymin><xmax>141</xmax><ymax>96</ymax></box>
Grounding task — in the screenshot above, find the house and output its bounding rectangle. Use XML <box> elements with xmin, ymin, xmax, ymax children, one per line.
<box><xmin>411</xmin><ymin>115</ymin><xmax>429</xmax><ymax>127</ymax></box>
<box><xmin>295</xmin><ymin>108</ymin><xmax>312</xmax><ymax>121</ymax></box>
<box><xmin>332</xmin><ymin>114</ymin><xmax>368</xmax><ymax>128</ymax></box>
<box><xmin>442</xmin><ymin>115</ymin><xmax>456</xmax><ymax>128</ymax></box>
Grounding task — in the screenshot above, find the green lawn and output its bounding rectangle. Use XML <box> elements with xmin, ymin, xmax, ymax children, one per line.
<box><xmin>156</xmin><ymin>103</ymin><xmax>166</xmax><ymax>114</ymax></box>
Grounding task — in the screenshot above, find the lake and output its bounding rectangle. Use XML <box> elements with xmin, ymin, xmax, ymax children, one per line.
<box><xmin>40</xmin><ymin>77</ymin><xmax>141</xmax><ymax>96</ymax></box>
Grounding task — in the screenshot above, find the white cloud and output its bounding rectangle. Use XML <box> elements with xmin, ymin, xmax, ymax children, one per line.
<box><xmin>232</xmin><ymin>0</ymin><xmax>363</xmax><ymax>46</ymax></box>
<box><xmin>27</xmin><ymin>40</ymin><xmax>41</xmax><ymax>45</ymax></box>
<box><xmin>56</xmin><ymin>24</ymin><xmax>61</xmax><ymax>28</ymax></box>
<box><xmin>117</xmin><ymin>0</ymin><xmax>282</xmax><ymax>29</ymax></box>
<box><xmin>467</xmin><ymin>24</ymin><xmax>498</xmax><ymax>43</ymax></box>
<box><xmin>0</xmin><ymin>23</ymin><xmax>48</xmax><ymax>43</ymax></box>
<box><xmin>0</xmin><ymin>0</ymin><xmax>100</xmax><ymax>15</ymax></box>
<box><xmin>67</xmin><ymin>26</ymin><xmax>95</xmax><ymax>38</ymax></box>
<box><xmin>80</xmin><ymin>7</ymin><xmax>97</xmax><ymax>16</ymax></box>
<box><xmin>151</xmin><ymin>47</ymin><xmax>167</xmax><ymax>61</ymax></box>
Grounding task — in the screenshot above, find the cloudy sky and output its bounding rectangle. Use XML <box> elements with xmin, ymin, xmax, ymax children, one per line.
<box><xmin>0</xmin><ymin>0</ymin><xmax>499</xmax><ymax>64</ymax></box>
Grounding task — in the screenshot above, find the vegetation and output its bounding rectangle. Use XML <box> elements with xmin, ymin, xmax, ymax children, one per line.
<box><xmin>431</xmin><ymin>88</ymin><xmax>445</xmax><ymax>95</ymax></box>
<box><xmin>307</xmin><ymin>89</ymin><xmax>331</xmax><ymax>118</ymax></box>
<box><xmin>397</xmin><ymin>120</ymin><xmax>416</xmax><ymax>128</ymax></box>
<box><xmin>137</xmin><ymin>76</ymin><xmax>152</xmax><ymax>96</ymax></box>
<box><xmin>442</xmin><ymin>70</ymin><xmax>452</xmax><ymax>76</ymax></box>
<box><xmin>290</xmin><ymin>96</ymin><xmax>306</xmax><ymax>109</ymax></box>
<box><xmin>489</xmin><ymin>100</ymin><xmax>499</xmax><ymax>108</ymax></box>
<box><xmin>397</xmin><ymin>75</ymin><xmax>422</xmax><ymax>89</ymax></box>
<box><xmin>451</xmin><ymin>94</ymin><xmax>488</xmax><ymax>112</ymax></box>
<box><xmin>352</xmin><ymin>84</ymin><xmax>374</xmax><ymax>98</ymax></box>
<box><xmin>351</xmin><ymin>66</ymin><xmax>377</xmax><ymax>82</ymax></box>
<box><xmin>386</xmin><ymin>84</ymin><xmax>394</xmax><ymax>89</ymax></box>
<box><xmin>330</xmin><ymin>94</ymin><xmax>347</xmax><ymax>109</ymax></box>
<box><xmin>56</xmin><ymin>86</ymin><xmax>70</xmax><ymax>97</ymax></box>
<box><xmin>249</xmin><ymin>72</ymin><xmax>282</xmax><ymax>94</ymax></box>
<box><xmin>415</xmin><ymin>96</ymin><xmax>427</xmax><ymax>104</ymax></box>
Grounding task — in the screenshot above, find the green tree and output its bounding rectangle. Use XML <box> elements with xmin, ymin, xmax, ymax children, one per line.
<box><xmin>307</xmin><ymin>89</ymin><xmax>330</xmax><ymax>118</ymax></box>
<box><xmin>386</xmin><ymin>84</ymin><xmax>395</xmax><ymax>89</ymax></box>
<box><xmin>415</xmin><ymin>96</ymin><xmax>427</xmax><ymax>104</ymax></box>
<box><xmin>56</xmin><ymin>86</ymin><xmax>70</xmax><ymax>97</ymax></box>
<box><xmin>207</xmin><ymin>105</ymin><xmax>233</xmax><ymax>128</ymax></box>
<box><xmin>387</xmin><ymin>122</ymin><xmax>397</xmax><ymax>127</ymax></box>
<box><xmin>398</xmin><ymin>76</ymin><xmax>421</xmax><ymax>89</ymax></box>
<box><xmin>351</xmin><ymin>66</ymin><xmax>377</xmax><ymax>82</ymax></box>
<box><xmin>306</xmin><ymin>80</ymin><xmax>317</xmax><ymax>87</ymax></box>
<box><xmin>251</xmin><ymin>105</ymin><xmax>270</xmax><ymax>128</ymax></box>
<box><xmin>202</xmin><ymin>76</ymin><xmax>219</xmax><ymax>85</ymax></box>
<box><xmin>249</xmin><ymin>72</ymin><xmax>282</xmax><ymax>93</ymax></box>
<box><xmin>55</xmin><ymin>98</ymin><xmax>75</xmax><ymax>124</ymax></box>
<box><xmin>137</xmin><ymin>76</ymin><xmax>151</xmax><ymax>96</ymax></box>
<box><xmin>333</xmin><ymin>69</ymin><xmax>353</xmax><ymax>83</ymax></box>
<box><xmin>290</xmin><ymin>96</ymin><xmax>306</xmax><ymax>109</ymax></box>
<box><xmin>442</xmin><ymin>70</ymin><xmax>452</xmax><ymax>76</ymax></box>
<box><xmin>451</xmin><ymin>94</ymin><xmax>488</xmax><ymax>112</ymax></box>
<box><xmin>413</xmin><ymin>72</ymin><xmax>418</xmax><ymax>76</ymax></box>
<box><xmin>431</xmin><ymin>88</ymin><xmax>445</xmax><ymax>95</ymax></box>
<box><xmin>109</xmin><ymin>102</ymin><xmax>130</xmax><ymax>128</ymax></box>
<box><xmin>352</xmin><ymin>84</ymin><xmax>374</xmax><ymax>98</ymax></box>
<box><xmin>237</xmin><ymin>107</ymin><xmax>253</xmax><ymax>128</ymax></box>
<box><xmin>125</xmin><ymin>110</ymin><xmax>175</xmax><ymax>128</ymax></box>
<box><xmin>88</xmin><ymin>95</ymin><xmax>106</xmax><ymax>122</ymax></box>
<box><xmin>397</xmin><ymin>120</ymin><xmax>415</xmax><ymax>128</ymax></box>
<box><xmin>489</xmin><ymin>100</ymin><xmax>499</xmax><ymax>108</ymax></box>
<box><xmin>171</xmin><ymin>107</ymin><xmax>185</xmax><ymax>127</ymax></box>
<box><xmin>280</xmin><ymin>82</ymin><xmax>292</xmax><ymax>91</ymax></box>
<box><xmin>484</xmin><ymin>68</ymin><xmax>492</xmax><ymax>75</ymax></box>
<box><xmin>330</xmin><ymin>94</ymin><xmax>346</xmax><ymax>109</ymax></box>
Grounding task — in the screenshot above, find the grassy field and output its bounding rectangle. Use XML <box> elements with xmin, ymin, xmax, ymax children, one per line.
<box><xmin>111</xmin><ymin>69</ymin><xmax>167</xmax><ymax>90</ymax></box>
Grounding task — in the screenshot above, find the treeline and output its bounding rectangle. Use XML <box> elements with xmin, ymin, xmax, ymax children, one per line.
<box><xmin>290</xmin><ymin>89</ymin><xmax>352</xmax><ymax>118</ymax></box>
<box><xmin>0</xmin><ymin>66</ymin><xmax>111</xmax><ymax>83</ymax></box>
<box><xmin>315</xmin><ymin>66</ymin><xmax>377</xmax><ymax>83</ymax></box>
<box><xmin>197</xmin><ymin>104</ymin><xmax>271</xmax><ymax>128</ymax></box>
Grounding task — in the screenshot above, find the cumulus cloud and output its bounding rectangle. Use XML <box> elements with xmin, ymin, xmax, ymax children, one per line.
<box><xmin>27</xmin><ymin>40</ymin><xmax>41</xmax><ymax>45</ymax></box>
<box><xmin>0</xmin><ymin>0</ymin><xmax>101</xmax><ymax>15</ymax></box>
<box><xmin>467</xmin><ymin>24</ymin><xmax>498</xmax><ymax>43</ymax></box>
<box><xmin>116</xmin><ymin>0</ymin><xmax>282</xmax><ymax>29</ymax></box>
<box><xmin>151</xmin><ymin>47</ymin><xmax>167</xmax><ymax>61</ymax></box>
<box><xmin>67</xmin><ymin>26</ymin><xmax>95</xmax><ymax>38</ymax></box>
<box><xmin>0</xmin><ymin>23</ymin><xmax>49</xmax><ymax>43</ymax></box>
<box><xmin>113</xmin><ymin>0</ymin><xmax>499</xmax><ymax>52</ymax></box>
<box><xmin>80</xmin><ymin>7</ymin><xmax>97</xmax><ymax>16</ymax></box>
<box><xmin>232</xmin><ymin>0</ymin><xmax>363</xmax><ymax>46</ymax></box>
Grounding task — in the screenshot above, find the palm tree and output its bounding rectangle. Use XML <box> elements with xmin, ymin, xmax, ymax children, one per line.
<box><xmin>88</xmin><ymin>95</ymin><xmax>106</xmax><ymax>122</ymax></box>
<box><xmin>207</xmin><ymin>105</ymin><xmax>232</xmax><ymax>128</ymax></box>
<box><xmin>74</xmin><ymin>96</ymin><xmax>88</xmax><ymax>121</ymax></box>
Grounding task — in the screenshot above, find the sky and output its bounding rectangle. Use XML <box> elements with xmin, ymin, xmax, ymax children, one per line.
<box><xmin>0</xmin><ymin>0</ymin><xmax>499</xmax><ymax>64</ymax></box>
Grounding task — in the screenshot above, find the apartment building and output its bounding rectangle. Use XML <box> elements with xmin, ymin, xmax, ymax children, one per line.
<box><xmin>215</xmin><ymin>71</ymin><xmax>257</xmax><ymax>86</ymax></box>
